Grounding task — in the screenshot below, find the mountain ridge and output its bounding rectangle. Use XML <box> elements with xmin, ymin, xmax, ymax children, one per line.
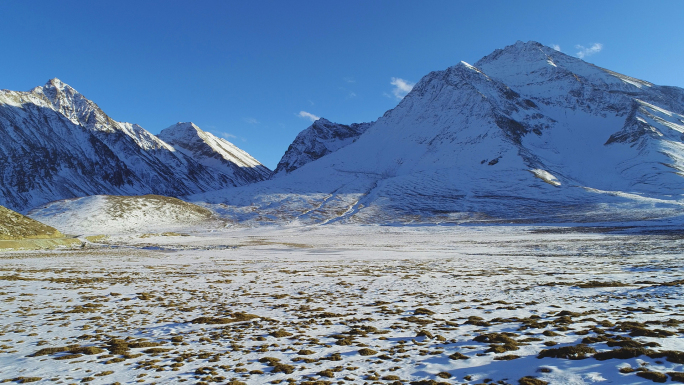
<box><xmin>0</xmin><ymin>79</ymin><xmax>269</xmax><ymax>213</ymax></box>
<box><xmin>6</xmin><ymin>40</ymin><xmax>684</xmax><ymax>225</ymax></box>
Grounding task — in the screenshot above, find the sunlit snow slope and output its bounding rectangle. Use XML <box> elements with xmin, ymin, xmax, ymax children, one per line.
<box><xmin>158</xmin><ymin>122</ymin><xmax>271</xmax><ymax>185</ymax></box>
<box><xmin>192</xmin><ymin>41</ymin><xmax>684</xmax><ymax>225</ymax></box>
<box><xmin>29</xmin><ymin>195</ymin><xmax>222</xmax><ymax>235</ymax></box>
<box><xmin>0</xmin><ymin>80</ymin><xmax>269</xmax><ymax>213</ymax></box>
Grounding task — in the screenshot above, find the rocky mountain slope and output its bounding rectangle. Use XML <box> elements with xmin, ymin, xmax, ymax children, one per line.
<box><xmin>0</xmin><ymin>79</ymin><xmax>269</xmax><ymax>213</ymax></box>
<box><xmin>192</xmin><ymin>41</ymin><xmax>684</xmax><ymax>225</ymax></box>
<box><xmin>272</xmin><ymin>118</ymin><xmax>371</xmax><ymax>176</ymax></box>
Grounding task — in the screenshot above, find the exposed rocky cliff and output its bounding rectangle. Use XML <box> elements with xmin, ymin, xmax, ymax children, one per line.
<box><xmin>272</xmin><ymin>118</ymin><xmax>371</xmax><ymax>176</ymax></box>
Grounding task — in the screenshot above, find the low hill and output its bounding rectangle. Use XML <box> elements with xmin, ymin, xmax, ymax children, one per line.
<box><xmin>0</xmin><ymin>204</ymin><xmax>64</xmax><ymax>240</ymax></box>
<box><xmin>0</xmin><ymin>204</ymin><xmax>83</xmax><ymax>250</ymax></box>
<box><xmin>29</xmin><ymin>195</ymin><xmax>221</xmax><ymax>235</ymax></box>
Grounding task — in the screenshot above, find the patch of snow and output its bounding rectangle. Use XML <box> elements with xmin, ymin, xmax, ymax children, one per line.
<box><xmin>529</xmin><ymin>169</ymin><xmax>561</xmax><ymax>186</ymax></box>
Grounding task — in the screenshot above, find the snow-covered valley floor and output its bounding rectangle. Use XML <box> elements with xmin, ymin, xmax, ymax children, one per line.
<box><xmin>1</xmin><ymin>225</ymin><xmax>683</xmax><ymax>384</ymax></box>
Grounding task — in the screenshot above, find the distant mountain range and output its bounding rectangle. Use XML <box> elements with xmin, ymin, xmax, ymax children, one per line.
<box><xmin>4</xmin><ymin>41</ymin><xmax>684</xmax><ymax>225</ymax></box>
<box><xmin>0</xmin><ymin>79</ymin><xmax>269</xmax><ymax>212</ymax></box>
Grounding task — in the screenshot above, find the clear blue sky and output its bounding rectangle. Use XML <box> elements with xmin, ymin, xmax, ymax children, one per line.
<box><xmin>1</xmin><ymin>0</ymin><xmax>683</xmax><ymax>169</ymax></box>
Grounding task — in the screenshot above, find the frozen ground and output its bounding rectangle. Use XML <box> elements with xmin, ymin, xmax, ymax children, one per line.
<box><xmin>0</xmin><ymin>225</ymin><xmax>683</xmax><ymax>384</ymax></box>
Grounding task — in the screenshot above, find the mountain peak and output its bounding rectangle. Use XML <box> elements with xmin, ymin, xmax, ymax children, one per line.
<box><xmin>43</xmin><ymin>78</ymin><xmax>77</xmax><ymax>93</ymax></box>
<box><xmin>158</xmin><ymin>122</ymin><xmax>271</xmax><ymax>181</ymax></box>
<box><xmin>169</xmin><ymin>122</ymin><xmax>202</xmax><ymax>132</ymax></box>
<box><xmin>474</xmin><ymin>40</ymin><xmax>658</xmax><ymax>98</ymax></box>
<box><xmin>175</xmin><ymin>121</ymin><xmax>200</xmax><ymax>128</ymax></box>
<box><xmin>506</xmin><ymin>40</ymin><xmax>547</xmax><ymax>52</ymax></box>
<box><xmin>476</xmin><ymin>41</ymin><xmax>556</xmax><ymax>67</ymax></box>
<box><xmin>35</xmin><ymin>78</ymin><xmax>87</xmax><ymax>110</ymax></box>
<box><xmin>512</xmin><ymin>40</ymin><xmax>544</xmax><ymax>48</ymax></box>
<box><xmin>159</xmin><ymin>122</ymin><xmax>205</xmax><ymax>144</ymax></box>
<box><xmin>47</xmin><ymin>77</ymin><xmax>65</xmax><ymax>86</ymax></box>
<box><xmin>312</xmin><ymin>117</ymin><xmax>331</xmax><ymax>125</ymax></box>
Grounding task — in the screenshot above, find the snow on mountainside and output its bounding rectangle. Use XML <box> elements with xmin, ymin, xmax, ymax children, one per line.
<box><xmin>272</xmin><ymin>118</ymin><xmax>371</xmax><ymax>176</ymax></box>
<box><xmin>158</xmin><ymin>122</ymin><xmax>270</xmax><ymax>185</ymax></box>
<box><xmin>29</xmin><ymin>195</ymin><xmax>222</xmax><ymax>235</ymax></box>
<box><xmin>0</xmin><ymin>79</ymin><xmax>267</xmax><ymax>213</ymax></box>
<box><xmin>190</xmin><ymin>41</ymin><xmax>684</xmax><ymax>225</ymax></box>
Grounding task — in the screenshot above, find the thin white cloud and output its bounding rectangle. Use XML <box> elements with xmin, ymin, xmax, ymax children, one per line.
<box><xmin>243</xmin><ymin>117</ymin><xmax>259</xmax><ymax>125</ymax></box>
<box><xmin>343</xmin><ymin>76</ymin><xmax>356</xmax><ymax>83</ymax></box>
<box><xmin>297</xmin><ymin>111</ymin><xmax>320</xmax><ymax>122</ymax></box>
<box><xmin>220</xmin><ymin>132</ymin><xmax>237</xmax><ymax>140</ymax></box>
<box><xmin>575</xmin><ymin>43</ymin><xmax>603</xmax><ymax>59</ymax></box>
<box><xmin>390</xmin><ymin>77</ymin><xmax>415</xmax><ymax>100</ymax></box>
<box><xmin>551</xmin><ymin>44</ymin><xmax>561</xmax><ymax>51</ymax></box>
<box><xmin>338</xmin><ymin>86</ymin><xmax>357</xmax><ymax>99</ymax></box>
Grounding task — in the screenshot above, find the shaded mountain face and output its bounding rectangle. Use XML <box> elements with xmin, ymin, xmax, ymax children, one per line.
<box><xmin>272</xmin><ymin>118</ymin><xmax>371</xmax><ymax>176</ymax></box>
<box><xmin>191</xmin><ymin>41</ymin><xmax>684</xmax><ymax>225</ymax></box>
<box><xmin>0</xmin><ymin>79</ymin><xmax>269</xmax><ymax>213</ymax></box>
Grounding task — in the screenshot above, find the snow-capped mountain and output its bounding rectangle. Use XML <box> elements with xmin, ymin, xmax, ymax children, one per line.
<box><xmin>0</xmin><ymin>79</ymin><xmax>269</xmax><ymax>213</ymax></box>
<box><xmin>272</xmin><ymin>118</ymin><xmax>371</xmax><ymax>176</ymax></box>
<box><xmin>158</xmin><ymin>122</ymin><xmax>271</xmax><ymax>185</ymax></box>
<box><xmin>191</xmin><ymin>41</ymin><xmax>684</xmax><ymax>225</ymax></box>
